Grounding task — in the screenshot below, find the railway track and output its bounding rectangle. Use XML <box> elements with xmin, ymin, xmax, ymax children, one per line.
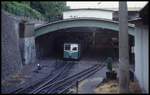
<box><xmin>30</xmin><ymin>59</ymin><xmax>106</xmax><ymax>94</ymax></box>
<box><xmin>11</xmin><ymin>58</ymin><xmax>106</xmax><ymax>94</ymax></box>
<box><xmin>11</xmin><ymin>60</ymin><xmax>74</xmax><ymax>94</ymax></box>
<box><xmin>57</xmin><ymin>58</ymin><xmax>105</xmax><ymax>94</ymax></box>
<box><xmin>49</xmin><ymin>63</ymin><xmax>105</xmax><ymax>94</ymax></box>
<box><xmin>30</xmin><ymin>61</ymin><xmax>74</xmax><ymax>94</ymax></box>
<box><xmin>58</xmin><ymin>64</ymin><xmax>105</xmax><ymax>94</ymax></box>
<box><xmin>48</xmin><ymin>64</ymin><xmax>101</xmax><ymax>94</ymax></box>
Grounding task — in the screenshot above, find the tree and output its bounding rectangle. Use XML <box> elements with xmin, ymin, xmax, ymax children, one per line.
<box><xmin>118</xmin><ymin>1</ymin><xmax>130</xmax><ymax>93</ymax></box>
<box><xmin>30</xmin><ymin>1</ymin><xmax>70</xmax><ymax>22</ymax></box>
<box><xmin>1</xmin><ymin>1</ymin><xmax>44</xmax><ymax>19</ymax></box>
<box><xmin>2</xmin><ymin>1</ymin><xmax>70</xmax><ymax>21</ymax></box>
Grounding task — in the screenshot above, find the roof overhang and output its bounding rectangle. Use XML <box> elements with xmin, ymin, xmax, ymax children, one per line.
<box><xmin>63</xmin><ymin>8</ymin><xmax>114</xmax><ymax>12</ymax></box>
<box><xmin>35</xmin><ymin>18</ymin><xmax>135</xmax><ymax>37</ymax></box>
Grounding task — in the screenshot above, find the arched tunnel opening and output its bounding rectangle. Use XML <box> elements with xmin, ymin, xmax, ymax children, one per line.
<box><xmin>35</xmin><ymin>27</ymin><xmax>134</xmax><ymax>64</ymax></box>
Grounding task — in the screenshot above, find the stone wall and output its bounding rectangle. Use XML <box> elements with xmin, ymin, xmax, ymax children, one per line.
<box><xmin>2</xmin><ymin>10</ymin><xmax>22</xmax><ymax>79</ymax></box>
<box><xmin>20</xmin><ymin>37</ymin><xmax>36</xmax><ymax>65</ymax></box>
<box><xmin>19</xmin><ymin>21</ymin><xmax>36</xmax><ymax>65</ymax></box>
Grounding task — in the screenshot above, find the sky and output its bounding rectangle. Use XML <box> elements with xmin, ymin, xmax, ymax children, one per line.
<box><xmin>67</xmin><ymin>1</ymin><xmax>148</xmax><ymax>9</ymax></box>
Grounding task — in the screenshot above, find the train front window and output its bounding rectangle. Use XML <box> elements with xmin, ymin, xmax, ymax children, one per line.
<box><xmin>72</xmin><ymin>47</ymin><xmax>77</xmax><ymax>51</ymax></box>
<box><xmin>65</xmin><ymin>45</ymin><xmax>70</xmax><ymax>50</ymax></box>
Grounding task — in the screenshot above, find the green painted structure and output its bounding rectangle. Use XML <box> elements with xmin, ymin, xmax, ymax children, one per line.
<box><xmin>34</xmin><ymin>18</ymin><xmax>135</xmax><ymax>37</ymax></box>
<box><xmin>64</xmin><ymin>51</ymin><xmax>79</xmax><ymax>59</ymax></box>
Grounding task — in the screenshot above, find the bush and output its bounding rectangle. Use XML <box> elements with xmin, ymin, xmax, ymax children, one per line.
<box><xmin>2</xmin><ymin>2</ymin><xmax>44</xmax><ymax>19</ymax></box>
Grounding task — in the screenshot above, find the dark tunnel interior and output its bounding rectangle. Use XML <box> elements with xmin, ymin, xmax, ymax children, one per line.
<box><xmin>35</xmin><ymin>27</ymin><xmax>134</xmax><ymax>63</ymax></box>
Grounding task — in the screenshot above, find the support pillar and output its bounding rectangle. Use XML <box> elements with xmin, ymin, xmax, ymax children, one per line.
<box><xmin>19</xmin><ymin>21</ymin><xmax>36</xmax><ymax>65</ymax></box>
<box><xmin>118</xmin><ymin>1</ymin><xmax>130</xmax><ymax>93</ymax></box>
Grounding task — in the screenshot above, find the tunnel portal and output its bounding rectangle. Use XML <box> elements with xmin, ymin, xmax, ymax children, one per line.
<box><xmin>35</xmin><ymin>27</ymin><xmax>134</xmax><ymax>63</ymax></box>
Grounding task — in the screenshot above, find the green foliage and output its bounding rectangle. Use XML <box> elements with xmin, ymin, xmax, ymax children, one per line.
<box><xmin>2</xmin><ymin>1</ymin><xmax>70</xmax><ymax>22</ymax></box>
<box><xmin>30</xmin><ymin>1</ymin><xmax>70</xmax><ymax>22</ymax></box>
<box><xmin>2</xmin><ymin>1</ymin><xmax>44</xmax><ymax>19</ymax></box>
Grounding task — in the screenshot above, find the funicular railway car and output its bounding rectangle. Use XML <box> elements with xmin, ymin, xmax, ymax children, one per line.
<box><xmin>63</xmin><ymin>43</ymin><xmax>80</xmax><ymax>60</ymax></box>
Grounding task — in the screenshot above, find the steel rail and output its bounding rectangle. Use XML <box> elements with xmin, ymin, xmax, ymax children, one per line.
<box><xmin>30</xmin><ymin>62</ymin><xmax>73</xmax><ymax>93</ymax></box>
<box><xmin>53</xmin><ymin>58</ymin><xmax>107</xmax><ymax>94</ymax></box>
<box><xmin>58</xmin><ymin>63</ymin><xmax>105</xmax><ymax>93</ymax></box>
<box><xmin>11</xmin><ymin>61</ymin><xmax>70</xmax><ymax>93</ymax></box>
<box><xmin>31</xmin><ymin>64</ymin><xmax>99</xmax><ymax>94</ymax></box>
<box><xmin>46</xmin><ymin>64</ymin><xmax>101</xmax><ymax>93</ymax></box>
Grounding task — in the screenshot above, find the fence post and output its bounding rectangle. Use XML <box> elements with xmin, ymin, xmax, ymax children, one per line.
<box><xmin>76</xmin><ymin>80</ymin><xmax>79</xmax><ymax>93</ymax></box>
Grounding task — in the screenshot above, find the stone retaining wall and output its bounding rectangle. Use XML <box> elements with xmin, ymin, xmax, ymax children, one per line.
<box><xmin>2</xmin><ymin>11</ymin><xmax>22</xmax><ymax>79</ymax></box>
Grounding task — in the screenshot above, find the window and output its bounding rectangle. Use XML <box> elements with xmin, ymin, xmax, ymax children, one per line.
<box><xmin>64</xmin><ymin>44</ymin><xmax>70</xmax><ymax>50</ymax></box>
<box><xmin>72</xmin><ymin>47</ymin><xmax>77</xmax><ymax>51</ymax></box>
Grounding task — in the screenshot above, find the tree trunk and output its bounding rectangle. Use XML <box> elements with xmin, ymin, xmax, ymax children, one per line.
<box><xmin>119</xmin><ymin>1</ymin><xmax>130</xmax><ymax>93</ymax></box>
